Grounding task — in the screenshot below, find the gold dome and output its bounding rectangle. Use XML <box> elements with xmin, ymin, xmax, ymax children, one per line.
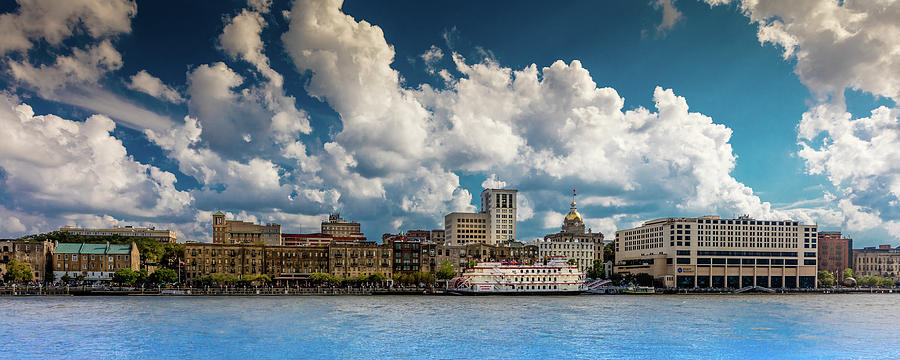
<box><xmin>565</xmin><ymin>201</ymin><xmax>582</xmax><ymax>222</ymax></box>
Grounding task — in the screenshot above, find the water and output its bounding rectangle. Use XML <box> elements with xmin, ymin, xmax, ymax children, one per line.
<box><xmin>1</xmin><ymin>294</ymin><xmax>897</xmax><ymax>359</ymax></box>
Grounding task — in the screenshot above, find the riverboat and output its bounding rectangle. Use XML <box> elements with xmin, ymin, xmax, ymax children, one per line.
<box><xmin>622</xmin><ymin>286</ymin><xmax>655</xmax><ymax>295</ymax></box>
<box><xmin>449</xmin><ymin>256</ymin><xmax>585</xmax><ymax>295</ymax></box>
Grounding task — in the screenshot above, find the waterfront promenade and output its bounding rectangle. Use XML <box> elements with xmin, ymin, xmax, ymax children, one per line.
<box><xmin>2</xmin><ymin>285</ymin><xmax>898</xmax><ymax>296</ymax></box>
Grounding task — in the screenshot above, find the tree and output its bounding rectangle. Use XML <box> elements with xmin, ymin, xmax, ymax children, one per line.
<box><xmin>436</xmin><ymin>260</ymin><xmax>456</xmax><ymax>280</ymax></box>
<box><xmin>60</xmin><ymin>274</ymin><xmax>72</xmax><ymax>284</ymax></box>
<box><xmin>817</xmin><ymin>270</ymin><xmax>835</xmax><ymax>288</ymax></box>
<box><xmin>45</xmin><ymin>271</ymin><xmax>56</xmax><ymax>283</ymax></box>
<box><xmin>843</xmin><ymin>268</ymin><xmax>854</xmax><ymax>280</ymax></box>
<box><xmin>586</xmin><ymin>259</ymin><xmax>605</xmax><ymax>279</ymax></box>
<box><xmin>2</xmin><ymin>259</ymin><xmax>33</xmax><ymax>283</ymax></box>
<box><xmin>603</xmin><ymin>242</ymin><xmax>615</xmax><ymax>264</ymax></box>
<box><xmin>567</xmin><ymin>258</ymin><xmax>578</xmax><ymax>266</ymax></box>
<box><xmin>149</xmin><ymin>268</ymin><xmax>178</xmax><ymax>284</ymax></box>
<box><xmin>112</xmin><ymin>268</ymin><xmax>140</xmax><ymax>285</ymax></box>
<box><xmin>309</xmin><ymin>272</ymin><xmax>331</xmax><ymax>284</ymax></box>
<box><xmin>367</xmin><ymin>272</ymin><xmax>388</xmax><ymax>283</ymax></box>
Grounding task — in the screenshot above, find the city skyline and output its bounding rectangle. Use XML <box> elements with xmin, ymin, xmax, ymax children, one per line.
<box><xmin>1</xmin><ymin>0</ymin><xmax>899</xmax><ymax>247</ymax></box>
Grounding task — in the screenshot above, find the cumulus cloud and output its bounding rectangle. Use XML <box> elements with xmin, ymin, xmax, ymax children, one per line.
<box><xmin>709</xmin><ymin>0</ymin><xmax>900</xmax><ymax>240</ymax></box>
<box><xmin>0</xmin><ymin>96</ymin><xmax>192</xmax><ymax>222</ymax></box>
<box><xmin>0</xmin><ymin>0</ymin><xmax>136</xmax><ymax>54</ymax></box>
<box><xmin>8</xmin><ymin>40</ymin><xmax>123</xmax><ymax>96</ymax></box>
<box><xmin>127</xmin><ymin>70</ymin><xmax>184</xmax><ymax>103</ymax></box>
<box><xmin>274</xmin><ymin>0</ymin><xmax>836</xmax><ymax>240</ymax></box>
<box><xmin>705</xmin><ymin>0</ymin><xmax>900</xmax><ymax>102</ymax></box>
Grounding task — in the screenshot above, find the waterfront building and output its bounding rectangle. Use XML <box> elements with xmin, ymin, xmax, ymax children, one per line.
<box><xmin>482</xmin><ymin>188</ymin><xmax>518</xmax><ymax>243</ymax></box>
<box><xmin>431</xmin><ymin>229</ymin><xmax>445</xmax><ymax>244</ymax></box>
<box><xmin>328</xmin><ymin>242</ymin><xmax>392</xmax><ymax>280</ymax></box>
<box><xmin>60</xmin><ymin>225</ymin><xmax>176</xmax><ymax>243</ymax></box>
<box><xmin>53</xmin><ymin>242</ymin><xmax>140</xmax><ymax>281</ymax></box>
<box><xmin>405</xmin><ymin>230</ymin><xmax>432</xmax><ymax>243</ymax></box>
<box><xmin>184</xmin><ymin>243</ymin><xmax>329</xmax><ymax>284</ymax></box>
<box><xmin>281</xmin><ymin>233</ymin><xmax>363</xmax><ymax>246</ymax></box>
<box><xmin>818</xmin><ymin>232</ymin><xmax>853</xmax><ymax>281</ymax></box>
<box><xmin>444</xmin><ymin>188</ymin><xmax>517</xmax><ymax>246</ymax></box>
<box><xmin>390</xmin><ymin>235</ymin><xmax>421</xmax><ymax>273</ymax></box>
<box><xmin>0</xmin><ymin>240</ymin><xmax>54</xmax><ymax>282</ymax></box>
<box><xmin>321</xmin><ymin>214</ymin><xmax>366</xmax><ymax>241</ymax></box>
<box><xmin>537</xmin><ymin>193</ymin><xmax>603</xmax><ymax>271</ymax></box>
<box><xmin>853</xmin><ymin>245</ymin><xmax>900</xmax><ymax>283</ymax></box>
<box><xmin>212</xmin><ymin>212</ymin><xmax>281</xmax><ymax>245</ymax></box>
<box><xmin>614</xmin><ymin>215</ymin><xmax>818</xmax><ymax>289</ymax></box>
<box><xmin>444</xmin><ymin>212</ymin><xmax>490</xmax><ymax>246</ymax></box>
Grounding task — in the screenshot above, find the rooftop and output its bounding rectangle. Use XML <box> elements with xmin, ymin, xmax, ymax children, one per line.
<box><xmin>55</xmin><ymin>242</ymin><xmax>134</xmax><ymax>255</ymax></box>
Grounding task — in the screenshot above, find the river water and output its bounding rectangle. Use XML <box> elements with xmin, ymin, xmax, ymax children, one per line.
<box><xmin>1</xmin><ymin>294</ymin><xmax>897</xmax><ymax>359</ymax></box>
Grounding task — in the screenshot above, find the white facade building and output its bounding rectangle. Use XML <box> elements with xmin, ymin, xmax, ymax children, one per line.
<box><xmin>445</xmin><ymin>188</ymin><xmax>518</xmax><ymax>246</ymax></box>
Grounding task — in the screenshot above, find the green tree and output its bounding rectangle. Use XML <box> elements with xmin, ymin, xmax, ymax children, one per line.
<box><xmin>2</xmin><ymin>259</ymin><xmax>34</xmax><ymax>283</ymax></box>
<box><xmin>60</xmin><ymin>274</ymin><xmax>72</xmax><ymax>284</ymax></box>
<box><xmin>75</xmin><ymin>273</ymin><xmax>86</xmax><ymax>282</ymax></box>
<box><xmin>603</xmin><ymin>242</ymin><xmax>615</xmax><ymax>264</ymax></box>
<box><xmin>112</xmin><ymin>268</ymin><xmax>140</xmax><ymax>285</ymax></box>
<box><xmin>465</xmin><ymin>260</ymin><xmax>477</xmax><ymax>269</ymax></box>
<box><xmin>309</xmin><ymin>272</ymin><xmax>331</xmax><ymax>284</ymax></box>
<box><xmin>45</xmin><ymin>271</ymin><xmax>56</xmax><ymax>283</ymax></box>
<box><xmin>817</xmin><ymin>270</ymin><xmax>835</xmax><ymax>288</ymax></box>
<box><xmin>843</xmin><ymin>268</ymin><xmax>854</xmax><ymax>280</ymax></box>
<box><xmin>367</xmin><ymin>272</ymin><xmax>388</xmax><ymax>283</ymax></box>
<box><xmin>436</xmin><ymin>260</ymin><xmax>456</xmax><ymax>280</ymax></box>
<box><xmin>149</xmin><ymin>268</ymin><xmax>178</xmax><ymax>284</ymax></box>
<box><xmin>586</xmin><ymin>259</ymin><xmax>605</xmax><ymax>279</ymax></box>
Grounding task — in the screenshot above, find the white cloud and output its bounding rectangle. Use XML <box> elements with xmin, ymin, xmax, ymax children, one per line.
<box><xmin>421</xmin><ymin>45</ymin><xmax>444</xmax><ymax>73</ymax></box>
<box><xmin>653</xmin><ymin>0</ymin><xmax>683</xmax><ymax>33</ymax></box>
<box><xmin>127</xmin><ymin>70</ymin><xmax>185</xmax><ymax>103</ymax></box>
<box><xmin>0</xmin><ymin>0</ymin><xmax>136</xmax><ymax>54</ymax></box>
<box><xmin>8</xmin><ymin>40</ymin><xmax>123</xmax><ymax>96</ymax></box>
<box><xmin>705</xmin><ymin>0</ymin><xmax>900</xmax><ymax>102</ymax></box>
<box><xmin>0</xmin><ymin>96</ymin><xmax>192</xmax><ymax>221</ymax></box>
<box><xmin>481</xmin><ymin>173</ymin><xmax>507</xmax><ymax>189</ymax></box>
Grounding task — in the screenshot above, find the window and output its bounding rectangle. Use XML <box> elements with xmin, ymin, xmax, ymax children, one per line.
<box><xmin>676</xmin><ymin>258</ymin><xmax>690</xmax><ymax>265</ymax></box>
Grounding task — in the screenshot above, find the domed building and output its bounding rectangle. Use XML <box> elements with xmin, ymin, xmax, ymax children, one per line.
<box><xmin>537</xmin><ymin>191</ymin><xmax>604</xmax><ymax>271</ymax></box>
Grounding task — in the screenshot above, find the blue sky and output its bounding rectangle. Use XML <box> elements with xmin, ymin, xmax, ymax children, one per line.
<box><xmin>1</xmin><ymin>0</ymin><xmax>898</xmax><ymax>247</ymax></box>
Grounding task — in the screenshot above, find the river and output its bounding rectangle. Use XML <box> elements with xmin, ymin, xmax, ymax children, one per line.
<box><xmin>1</xmin><ymin>294</ymin><xmax>896</xmax><ymax>359</ymax></box>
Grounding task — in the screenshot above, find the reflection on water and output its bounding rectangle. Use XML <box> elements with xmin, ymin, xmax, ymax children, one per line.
<box><xmin>2</xmin><ymin>294</ymin><xmax>897</xmax><ymax>359</ymax></box>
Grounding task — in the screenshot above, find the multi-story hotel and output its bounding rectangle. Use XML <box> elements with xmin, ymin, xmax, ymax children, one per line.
<box><xmin>444</xmin><ymin>188</ymin><xmax>518</xmax><ymax>246</ymax></box>
<box><xmin>537</xmin><ymin>194</ymin><xmax>604</xmax><ymax>271</ymax></box>
<box><xmin>60</xmin><ymin>225</ymin><xmax>176</xmax><ymax>243</ymax></box>
<box><xmin>853</xmin><ymin>245</ymin><xmax>900</xmax><ymax>283</ymax></box>
<box><xmin>818</xmin><ymin>231</ymin><xmax>853</xmax><ymax>281</ymax></box>
<box><xmin>615</xmin><ymin>215</ymin><xmax>818</xmax><ymax>289</ymax></box>
<box><xmin>52</xmin><ymin>242</ymin><xmax>141</xmax><ymax>281</ymax></box>
<box><xmin>212</xmin><ymin>212</ymin><xmax>282</xmax><ymax>245</ymax></box>
<box><xmin>184</xmin><ymin>243</ymin><xmax>329</xmax><ymax>285</ymax></box>
<box><xmin>0</xmin><ymin>240</ymin><xmax>54</xmax><ymax>282</ymax></box>
<box><xmin>431</xmin><ymin>229</ymin><xmax>445</xmax><ymax>244</ymax></box>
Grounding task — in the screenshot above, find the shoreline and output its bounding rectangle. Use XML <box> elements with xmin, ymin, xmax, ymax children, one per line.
<box><xmin>1</xmin><ymin>286</ymin><xmax>897</xmax><ymax>297</ymax></box>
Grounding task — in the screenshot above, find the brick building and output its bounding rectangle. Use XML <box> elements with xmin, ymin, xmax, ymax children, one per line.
<box><xmin>184</xmin><ymin>243</ymin><xmax>329</xmax><ymax>284</ymax></box>
<box><xmin>818</xmin><ymin>232</ymin><xmax>853</xmax><ymax>281</ymax></box>
<box><xmin>53</xmin><ymin>242</ymin><xmax>140</xmax><ymax>281</ymax></box>
<box><xmin>212</xmin><ymin>212</ymin><xmax>281</xmax><ymax>245</ymax></box>
<box><xmin>0</xmin><ymin>240</ymin><xmax>54</xmax><ymax>282</ymax></box>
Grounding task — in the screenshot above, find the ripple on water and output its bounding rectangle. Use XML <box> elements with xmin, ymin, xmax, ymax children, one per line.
<box><xmin>2</xmin><ymin>294</ymin><xmax>899</xmax><ymax>359</ymax></box>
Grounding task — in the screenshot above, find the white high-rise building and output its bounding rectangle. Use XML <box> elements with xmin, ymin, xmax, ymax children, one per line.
<box><xmin>444</xmin><ymin>188</ymin><xmax>517</xmax><ymax>246</ymax></box>
<box><xmin>481</xmin><ymin>188</ymin><xmax>517</xmax><ymax>243</ymax></box>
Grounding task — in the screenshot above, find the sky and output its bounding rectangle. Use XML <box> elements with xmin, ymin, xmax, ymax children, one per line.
<box><xmin>0</xmin><ymin>0</ymin><xmax>899</xmax><ymax>247</ymax></box>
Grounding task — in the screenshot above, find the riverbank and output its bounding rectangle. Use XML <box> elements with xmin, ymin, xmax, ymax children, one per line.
<box><xmin>2</xmin><ymin>286</ymin><xmax>898</xmax><ymax>296</ymax></box>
